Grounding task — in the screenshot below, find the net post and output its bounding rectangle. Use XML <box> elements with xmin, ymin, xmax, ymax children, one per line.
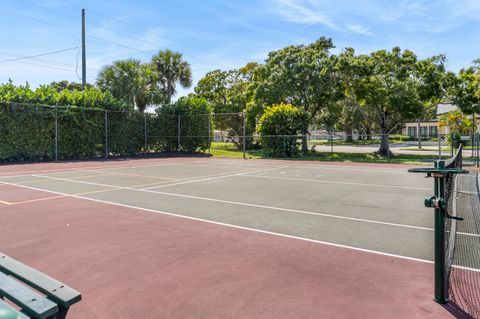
<box><xmin>54</xmin><ymin>105</ymin><xmax>58</xmax><ymax>161</ymax></box>
<box><xmin>433</xmin><ymin>159</ymin><xmax>448</xmax><ymax>304</ymax></box>
<box><xmin>104</xmin><ymin>110</ymin><xmax>108</xmax><ymax>159</ymax></box>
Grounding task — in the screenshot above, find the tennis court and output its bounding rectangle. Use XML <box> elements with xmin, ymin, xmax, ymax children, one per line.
<box><xmin>0</xmin><ymin>157</ymin><xmax>474</xmax><ymax>318</ymax></box>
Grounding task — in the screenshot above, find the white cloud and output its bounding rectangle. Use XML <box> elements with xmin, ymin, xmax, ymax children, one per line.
<box><xmin>346</xmin><ymin>24</ymin><xmax>372</xmax><ymax>36</ymax></box>
<box><xmin>271</xmin><ymin>0</ymin><xmax>340</xmax><ymax>30</ymax></box>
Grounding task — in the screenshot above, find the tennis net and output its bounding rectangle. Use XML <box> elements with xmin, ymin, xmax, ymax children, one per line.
<box><xmin>444</xmin><ymin>145</ymin><xmax>480</xmax><ymax>318</ymax></box>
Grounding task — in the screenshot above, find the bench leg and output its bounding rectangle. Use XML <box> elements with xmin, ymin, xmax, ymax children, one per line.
<box><xmin>46</xmin><ymin>307</ymin><xmax>69</xmax><ymax>319</ymax></box>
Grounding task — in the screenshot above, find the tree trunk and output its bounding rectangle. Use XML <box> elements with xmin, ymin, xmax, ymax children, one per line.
<box><xmin>345</xmin><ymin>126</ymin><xmax>353</xmax><ymax>143</ymax></box>
<box><xmin>378</xmin><ymin>128</ymin><xmax>392</xmax><ymax>157</ymax></box>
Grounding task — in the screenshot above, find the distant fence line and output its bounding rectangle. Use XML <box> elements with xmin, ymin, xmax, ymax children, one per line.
<box><xmin>2</xmin><ymin>102</ymin><xmax>479</xmax><ymax>164</ymax></box>
<box><xmin>0</xmin><ymin>102</ymin><xmax>246</xmax><ymax>162</ymax></box>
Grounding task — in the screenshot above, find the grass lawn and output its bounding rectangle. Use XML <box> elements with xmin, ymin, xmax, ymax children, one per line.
<box><xmin>210</xmin><ymin>142</ymin><xmax>444</xmax><ymax>165</ymax></box>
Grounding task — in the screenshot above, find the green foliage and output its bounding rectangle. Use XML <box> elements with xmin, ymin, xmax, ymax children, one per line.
<box><xmin>151</xmin><ymin>49</ymin><xmax>192</xmax><ymax>104</ymax></box>
<box><xmin>0</xmin><ymin>103</ymin><xmax>55</xmax><ymax>162</ymax></box>
<box><xmin>155</xmin><ymin>95</ymin><xmax>213</xmax><ymax>152</ymax></box>
<box><xmin>0</xmin><ymin>81</ymin><xmax>126</xmax><ymax>110</ymax></box>
<box><xmin>439</xmin><ymin>110</ymin><xmax>472</xmax><ymax>147</ymax></box>
<box><xmin>338</xmin><ymin>47</ymin><xmax>448</xmax><ymax>155</ymax></box>
<box><xmin>452</xmin><ymin>67</ymin><xmax>480</xmax><ymax>115</ymax></box>
<box><xmin>49</xmin><ymin>81</ymin><xmax>94</xmax><ymax>92</ymax></box>
<box><xmin>96</xmin><ymin>59</ymin><xmax>163</xmax><ymax>112</ymax></box>
<box><xmin>257</xmin><ymin>103</ymin><xmax>309</xmax><ymax>157</ymax></box>
<box><xmin>194</xmin><ymin>63</ymin><xmax>258</xmax><ymax>139</ymax></box>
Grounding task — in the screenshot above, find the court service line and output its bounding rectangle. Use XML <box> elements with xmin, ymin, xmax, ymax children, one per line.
<box><xmin>239</xmin><ymin>174</ymin><xmax>431</xmax><ymax>191</ymax></box>
<box><xmin>0</xmin><ymin>179</ymin><xmax>432</xmax><ymax>265</ymax></box>
<box><xmin>28</xmin><ymin>174</ymin><xmax>435</xmax><ymax>232</ymax></box>
<box><xmin>78</xmin><ymin>169</ymin><xmax>179</xmax><ymax>181</ymax></box>
<box><xmin>0</xmin><ymin>200</ymin><xmax>11</xmax><ymax>205</ymax></box>
<box><xmin>207</xmin><ymin>158</ymin><xmax>412</xmax><ymax>173</ymax></box>
<box><xmin>141</xmin><ymin>165</ymin><xmax>290</xmax><ymax>190</ymax></box>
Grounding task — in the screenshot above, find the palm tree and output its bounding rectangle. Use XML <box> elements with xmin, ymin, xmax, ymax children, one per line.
<box><xmin>151</xmin><ymin>50</ymin><xmax>192</xmax><ymax>104</ymax></box>
<box><xmin>96</xmin><ymin>59</ymin><xmax>163</xmax><ymax>112</ymax></box>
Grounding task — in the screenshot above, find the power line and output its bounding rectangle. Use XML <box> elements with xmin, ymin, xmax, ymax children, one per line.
<box><xmin>55</xmin><ymin>0</ymin><xmax>233</xmax><ymax>63</ymax></box>
<box><xmin>18</xmin><ymin>0</ymin><xmax>157</xmax><ymax>47</ymax></box>
<box><xmin>0</xmin><ymin>47</ymin><xmax>79</xmax><ymax>64</ymax></box>
<box><xmin>5</xmin><ymin>8</ymin><xmax>156</xmax><ymax>57</ymax></box>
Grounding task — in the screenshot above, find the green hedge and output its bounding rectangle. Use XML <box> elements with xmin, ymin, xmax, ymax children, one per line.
<box><xmin>0</xmin><ymin>98</ymin><xmax>215</xmax><ymax>162</ymax></box>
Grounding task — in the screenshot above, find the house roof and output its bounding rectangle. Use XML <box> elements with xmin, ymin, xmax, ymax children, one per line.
<box><xmin>436</xmin><ymin>103</ymin><xmax>458</xmax><ymax>116</ymax></box>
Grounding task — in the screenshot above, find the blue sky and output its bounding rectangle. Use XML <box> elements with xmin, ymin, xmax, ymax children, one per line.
<box><xmin>1</xmin><ymin>0</ymin><xmax>480</xmax><ymax>98</ymax></box>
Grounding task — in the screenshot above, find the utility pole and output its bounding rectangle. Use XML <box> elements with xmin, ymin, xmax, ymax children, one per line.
<box><xmin>81</xmin><ymin>9</ymin><xmax>86</xmax><ymax>90</ymax></box>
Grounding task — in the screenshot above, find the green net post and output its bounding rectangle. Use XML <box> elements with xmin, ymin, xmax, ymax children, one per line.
<box><xmin>409</xmin><ymin>158</ymin><xmax>469</xmax><ymax>305</ymax></box>
<box><xmin>433</xmin><ymin>160</ymin><xmax>447</xmax><ymax>303</ymax></box>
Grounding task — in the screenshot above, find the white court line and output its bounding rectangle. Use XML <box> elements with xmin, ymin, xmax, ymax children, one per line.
<box><xmin>452</xmin><ymin>264</ymin><xmax>480</xmax><ymax>273</ymax></box>
<box><xmin>19</xmin><ymin>172</ymin><xmax>480</xmax><ymax>238</ymax></box>
<box><xmin>29</xmin><ymin>174</ymin><xmax>435</xmax><ymax>232</ymax></box>
<box><xmin>0</xmin><ymin>159</ymin><xmax>204</xmax><ymax>179</ymax></box>
<box><xmin>239</xmin><ymin>174</ymin><xmax>431</xmax><ymax>191</ymax></box>
<box><xmin>0</xmin><ymin>179</ymin><xmax>432</xmax><ymax>264</ymax></box>
<box><xmin>142</xmin><ymin>165</ymin><xmax>289</xmax><ymax>190</ymax></box>
<box><xmin>204</xmin><ymin>158</ymin><xmax>413</xmax><ymax>173</ymax></box>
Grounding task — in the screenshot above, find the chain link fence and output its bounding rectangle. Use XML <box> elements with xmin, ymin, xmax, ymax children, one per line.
<box><xmin>1</xmin><ymin>102</ymin><xmax>479</xmax><ymax>165</ymax></box>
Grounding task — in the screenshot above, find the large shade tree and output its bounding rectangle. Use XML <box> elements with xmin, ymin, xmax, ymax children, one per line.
<box><xmin>341</xmin><ymin>47</ymin><xmax>448</xmax><ymax>156</ymax></box>
<box><xmin>452</xmin><ymin>63</ymin><xmax>480</xmax><ymax>134</ymax></box>
<box><xmin>253</xmin><ymin>37</ymin><xmax>342</xmax><ymax>152</ymax></box>
<box><xmin>194</xmin><ymin>62</ymin><xmax>258</xmax><ymax>138</ymax></box>
<box><xmin>151</xmin><ymin>49</ymin><xmax>192</xmax><ymax>104</ymax></box>
<box><xmin>96</xmin><ymin>59</ymin><xmax>163</xmax><ymax>112</ymax></box>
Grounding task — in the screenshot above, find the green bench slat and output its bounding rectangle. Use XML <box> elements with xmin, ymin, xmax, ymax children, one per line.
<box><xmin>0</xmin><ymin>254</ymin><xmax>81</xmax><ymax>308</ymax></box>
<box><xmin>0</xmin><ymin>299</ymin><xmax>29</xmax><ymax>319</ymax></box>
<box><xmin>0</xmin><ymin>272</ymin><xmax>57</xmax><ymax>319</ymax></box>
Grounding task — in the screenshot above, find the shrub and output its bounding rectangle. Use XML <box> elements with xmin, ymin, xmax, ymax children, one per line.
<box><xmin>155</xmin><ymin>96</ymin><xmax>213</xmax><ymax>153</ymax></box>
<box><xmin>257</xmin><ymin>103</ymin><xmax>309</xmax><ymax>157</ymax></box>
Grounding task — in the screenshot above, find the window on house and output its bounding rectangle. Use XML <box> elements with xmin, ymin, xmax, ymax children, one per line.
<box><xmin>429</xmin><ymin>126</ymin><xmax>438</xmax><ymax>136</ymax></box>
<box><xmin>420</xmin><ymin>126</ymin><xmax>428</xmax><ymax>136</ymax></box>
<box><xmin>408</xmin><ymin>126</ymin><xmax>417</xmax><ymax>136</ymax></box>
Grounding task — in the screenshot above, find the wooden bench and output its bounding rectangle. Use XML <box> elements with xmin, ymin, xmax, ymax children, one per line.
<box><xmin>0</xmin><ymin>253</ymin><xmax>81</xmax><ymax>319</ymax></box>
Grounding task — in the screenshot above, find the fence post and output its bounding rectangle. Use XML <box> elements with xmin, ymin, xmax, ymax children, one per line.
<box><xmin>450</xmin><ymin>132</ymin><xmax>454</xmax><ymax>157</ymax></box>
<box><xmin>283</xmin><ymin>135</ymin><xmax>286</xmax><ymax>159</ymax></box>
<box><xmin>242</xmin><ymin>112</ymin><xmax>246</xmax><ymax>159</ymax></box>
<box><xmin>477</xmin><ymin>132</ymin><xmax>480</xmax><ymax>167</ymax></box>
<box><xmin>177</xmin><ymin>115</ymin><xmax>181</xmax><ymax>154</ymax></box>
<box><xmin>54</xmin><ymin>105</ymin><xmax>58</xmax><ymax>161</ymax></box>
<box><xmin>144</xmin><ymin>113</ymin><xmax>148</xmax><ymax>156</ymax></box>
<box><xmin>208</xmin><ymin>113</ymin><xmax>211</xmax><ymax>156</ymax></box>
<box><xmin>330</xmin><ymin>133</ymin><xmax>333</xmax><ymax>161</ymax></box>
<box><xmin>104</xmin><ymin>110</ymin><xmax>108</xmax><ymax>159</ymax></box>
<box><xmin>387</xmin><ymin>134</ymin><xmax>390</xmax><ymax>163</ymax></box>
<box><xmin>438</xmin><ymin>133</ymin><xmax>441</xmax><ymax>159</ymax></box>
